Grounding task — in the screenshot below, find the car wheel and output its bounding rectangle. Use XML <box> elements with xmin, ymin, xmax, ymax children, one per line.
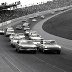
<box><xmin>43</xmin><ymin>49</ymin><xmax>45</xmax><ymax>53</ymax></box>
<box><xmin>57</xmin><ymin>50</ymin><xmax>61</xmax><ymax>54</ymax></box>
<box><xmin>16</xmin><ymin>48</ymin><xmax>17</xmax><ymax>51</ymax></box>
<box><xmin>32</xmin><ymin>51</ymin><xmax>36</xmax><ymax>54</ymax></box>
<box><xmin>17</xmin><ymin>48</ymin><xmax>21</xmax><ymax>53</ymax></box>
<box><xmin>11</xmin><ymin>44</ymin><xmax>15</xmax><ymax>48</ymax></box>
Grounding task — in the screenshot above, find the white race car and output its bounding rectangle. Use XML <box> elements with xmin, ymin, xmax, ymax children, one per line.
<box><xmin>22</xmin><ymin>22</ymin><xmax>29</xmax><ymax>27</ymax></box>
<box><xmin>38</xmin><ymin>40</ymin><xmax>61</xmax><ymax>54</ymax></box>
<box><xmin>9</xmin><ymin>33</ymin><xmax>18</xmax><ymax>41</ymax></box>
<box><xmin>15</xmin><ymin>40</ymin><xmax>37</xmax><ymax>53</ymax></box>
<box><xmin>29</xmin><ymin>34</ymin><xmax>43</xmax><ymax>46</ymax></box>
<box><xmin>24</xmin><ymin>26</ymin><xmax>30</xmax><ymax>31</ymax></box>
<box><xmin>10</xmin><ymin>35</ymin><xmax>25</xmax><ymax>47</ymax></box>
<box><xmin>16</xmin><ymin>25</ymin><xmax>22</xmax><ymax>30</ymax></box>
<box><xmin>24</xmin><ymin>30</ymin><xmax>30</xmax><ymax>35</ymax></box>
<box><xmin>28</xmin><ymin>30</ymin><xmax>37</xmax><ymax>36</ymax></box>
<box><xmin>32</xmin><ymin>19</ymin><xmax>37</xmax><ymax>22</ymax></box>
<box><xmin>0</xmin><ymin>28</ymin><xmax>5</xmax><ymax>35</ymax></box>
<box><xmin>29</xmin><ymin>17</ymin><xmax>34</xmax><ymax>19</ymax></box>
<box><xmin>29</xmin><ymin>34</ymin><xmax>42</xmax><ymax>40</ymax></box>
<box><xmin>5</xmin><ymin>29</ymin><xmax>14</xmax><ymax>37</ymax></box>
<box><xmin>40</xmin><ymin>15</ymin><xmax>45</xmax><ymax>19</ymax></box>
<box><xmin>17</xmin><ymin>33</ymin><xmax>25</xmax><ymax>38</ymax></box>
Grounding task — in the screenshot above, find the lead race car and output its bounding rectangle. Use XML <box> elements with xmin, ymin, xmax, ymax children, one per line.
<box><xmin>15</xmin><ymin>40</ymin><xmax>37</xmax><ymax>53</ymax></box>
<box><xmin>38</xmin><ymin>40</ymin><xmax>61</xmax><ymax>54</ymax></box>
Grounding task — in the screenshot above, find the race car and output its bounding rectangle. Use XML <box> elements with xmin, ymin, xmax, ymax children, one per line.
<box><xmin>32</xmin><ymin>19</ymin><xmax>37</xmax><ymax>22</ymax></box>
<box><xmin>10</xmin><ymin>35</ymin><xmax>25</xmax><ymax>47</ymax></box>
<box><xmin>25</xmin><ymin>30</ymin><xmax>37</xmax><ymax>36</ymax></box>
<box><xmin>15</xmin><ymin>40</ymin><xmax>37</xmax><ymax>53</ymax></box>
<box><xmin>6</xmin><ymin>26</ymin><xmax>13</xmax><ymax>30</ymax></box>
<box><xmin>9</xmin><ymin>33</ymin><xmax>18</xmax><ymax>41</ymax></box>
<box><xmin>40</xmin><ymin>15</ymin><xmax>45</xmax><ymax>19</ymax></box>
<box><xmin>5</xmin><ymin>26</ymin><xmax>14</xmax><ymax>31</ymax></box>
<box><xmin>29</xmin><ymin>33</ymin><xmax>42</xmax><ymax>40</ymax></box>
<box><xmin>17</xmin><ymin>33</ymin><xmax>25</xmax><ymax>38</ymax></box>
<box><xmin>5</xmin><ymin>29</ymin><xmax>14</xmax><ymax>37</ymax></box>
<box><xmin>24</xmin><ymin>30</ymin><xmax>30</xmax><ymax>35</ymax></box>
<box><xmin>23</xmin><ymin>26</ymin><xmax>30</xmax><ymax>31</ymax></box>
<box><xmin>22</xmin><ymin>20</ymin><xmax>26</xmax><ymax>23</ymax></box>
<box><xmin>22</xmin><ymin>22</ymin><xmax>29</xmax><ymax>27</ymax></box>
<box><xmin>28</xmin><ymin>30</ymin><xmax>37</xmax><ymax>36</ymax></box>
<box><xmin>16</xmin><ymin>25</ymin><xmax>22</xmax><ymax>30</ymax></box>
<box><xmin>0</xmin><ymin>28</ymin><xmax>5</xmax><ymax>35</ymax></box>
<box><xmin>33</xmin><ymin>38</ymin><xmax>43</xmax><ymax>47</ymax></box>
<box><xmin>38</xmin><ymin>40</ymin><xmax>61</xmax><ymax>54</ymax></box>
<box><xmin>29</xmin><ymin>16</ymin><xmax>34</xmax><ymax>19</ymax></box>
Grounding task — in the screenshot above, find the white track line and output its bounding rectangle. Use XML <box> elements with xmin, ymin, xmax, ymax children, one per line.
<box><xmin>33</xmin><ymin>55</ymin><xmax>66</xmax><ymax>72</ymax></box>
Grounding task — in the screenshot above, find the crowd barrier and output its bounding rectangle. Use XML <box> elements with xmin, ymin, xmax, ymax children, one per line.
<box><xmin>0</xmin><ymin>5</ymin><xmax>72</xmax><ymax>27</ymax></box>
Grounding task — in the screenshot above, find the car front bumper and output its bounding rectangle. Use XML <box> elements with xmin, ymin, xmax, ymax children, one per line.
<box><xmin>19</xmin><ymin>47</ymin><xmax>37</xmax><ymax>51</ymax></box>
<box><xmin>43</xmin><ymin>48</ymin><xmax>61</xmax><ymax>52</ymax></box>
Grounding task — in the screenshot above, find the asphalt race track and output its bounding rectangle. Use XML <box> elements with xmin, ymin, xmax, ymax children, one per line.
<box><xmin>0</xmin><ymin>9</ymin><xmax>72</xmax><ymax>72</ymax></box>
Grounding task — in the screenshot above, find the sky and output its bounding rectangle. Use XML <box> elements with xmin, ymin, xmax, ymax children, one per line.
<box><xmin>0</xmin><ymin>0</ymin><xmax>53</xmax><ymax>7</ymax></box>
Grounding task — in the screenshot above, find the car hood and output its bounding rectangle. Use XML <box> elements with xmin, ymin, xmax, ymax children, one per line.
<box><xmin>23</xmin><ymin>23</ymin><xmax>29</xmax><ymax>25</ymax></box>
<box><xmin>19</xmin><ymin>36</ymin><xmax>25</xmax><ymax>38</ymax></box>
<box><xmin>26</xmin><ymin>31</ymin><xmax>29</xmax><ymax>33</ymax></box>
<box><xmin>30</xmin><ymin>37</ymin><xmax>42</xmax><ymax>40</ymax></box>
<box><xmin>33</xmin><ymin>42</ymin><xmax>41</xmax><ymax>45</ymax></box>
<box><xmin>12</xmin><ymin>40</ymin><xmax>18</xmax><ymax>43</ymax></box>
<box><xmin>43</xmin><ymin>44</ymin><xmax>61</xmax><ymax>48</ymax></box>
<box><xmin>6</xmin><ymin>32</ymin><xmax>14</xmax><ymax>34</ymax></box>
<box><xmin>10</xmin><ymin>36</ymin><xmax>13</xmax><ymax>39</ymax></box>
<box><xmin>19</xmin><ymin>44</ymin><xmax>37</xmax><ymax>47</ymax></box>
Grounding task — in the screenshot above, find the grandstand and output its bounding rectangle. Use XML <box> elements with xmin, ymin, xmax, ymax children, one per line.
<box><xmin>0</xmin><ymin>0</ymin><xmax>72</xmax><ymax>23</ymax></box>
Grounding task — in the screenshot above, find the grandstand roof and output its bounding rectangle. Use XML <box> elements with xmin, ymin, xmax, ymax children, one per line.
<box><xmin>0</xmin><ymin>1</ymin><xmax>20</xmax><ymax>10</ymax></box>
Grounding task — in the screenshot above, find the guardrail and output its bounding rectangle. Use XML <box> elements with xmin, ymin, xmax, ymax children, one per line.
<box><xmin>0</xmin><ymin>5</ymin><xmax>72</xmax><ymax>27</ymax></box>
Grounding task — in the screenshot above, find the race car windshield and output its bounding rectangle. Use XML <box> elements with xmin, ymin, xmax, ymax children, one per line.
<box><xmin>18</xmin><ymin>33</ymin><xmax>24</xmax><ymax>35</ymax></box>
<box><xmin>44</xmin><ymin>41</ymin><xmax>56</xmax><ymax>45</ymax></box>
<box><xmin>7</xmin><ymin>31</ymin><xmax>14</xmax><ymax>32</ymax></box>
<box><xmin>32</xmin><ymin>34</ymin><xmax>40</xmax><ymax>37</ymax></box>
<box><xmin>13</xmin><ymin>37</ymin><xmax>21</xmax><ymax>40</ymax></box>
<box><xmin>7</xmin><ymin>28</ymin><xmax>13</xmax><ymax>30</ymax></box>
<box><xmin>21</xmin><ymin>41</ymin><xmax>33</xmax><ymax>45</ymax></box>
<box><xmin>33</xmin><ymin>39</ymin><xmax>41</xmax><ymax>42</ymax></box>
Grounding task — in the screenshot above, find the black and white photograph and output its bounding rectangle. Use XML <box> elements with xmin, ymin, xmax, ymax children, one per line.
<box><xmin>0</xmin><ymin>0</ymin><xmax>72</xmax><ymax>72</ymax></box>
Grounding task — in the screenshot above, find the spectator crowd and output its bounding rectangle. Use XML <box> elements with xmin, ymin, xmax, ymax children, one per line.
<box><xmin>0</xmin><ymin>0</ymin><xmax>72</xmax><ymax>23</ymax></box>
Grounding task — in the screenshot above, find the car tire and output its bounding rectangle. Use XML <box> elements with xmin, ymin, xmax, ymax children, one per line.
<box><xmin>16</xmin><ymin>48</ymin><xmax>18</xmax><ymax>51</ymax></box>
<box><xmin>57</xmin><ymin>50</ymin><xmax>61</xmax><ymax>54</ymax></box>
<box><xmin>32</xmin><ymin>51</ymin><xmax>36</xmax><ymax>54</ymax></box>
<box><xmin>11</xmin><ymin>44</ymin><xmax>15</xmax><ymax>48</ymax></box>
<box><xmin>43</xmin><ymin>49</ymin><xmax>45</xmax><ymax>53</ymax></box>
<box><xmin>17</xmin><ymin>48</ymin><xmax>21</xmax><ymax>53</ymax></box>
